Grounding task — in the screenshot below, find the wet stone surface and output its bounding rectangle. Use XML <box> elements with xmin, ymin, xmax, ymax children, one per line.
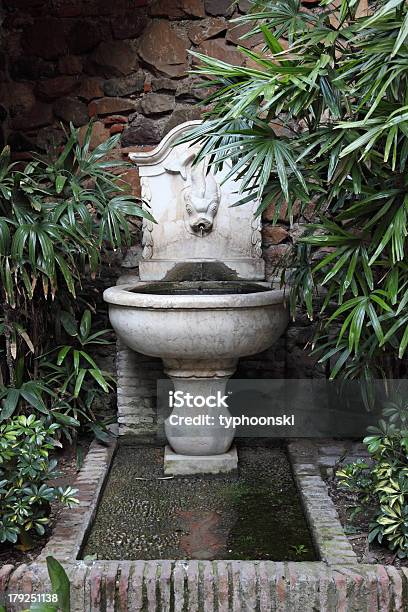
<box><xmin>82</xmin><ymin>443</ymin><xmax>317</xmax><ymax>561</ymax></box>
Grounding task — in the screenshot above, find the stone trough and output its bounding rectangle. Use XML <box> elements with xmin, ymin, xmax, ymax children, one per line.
<box><xmin>3</xmin><ymin>436</ymin><xmax>408</xmax><ymax>611</ymax></box>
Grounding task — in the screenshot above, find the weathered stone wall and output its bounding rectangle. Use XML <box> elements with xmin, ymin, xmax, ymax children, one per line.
<box><xmin>0</xmin><ymin>0</ymin><xmax>322</xmax><ymax>434</ymax></box>
<box><xmin>0</xmin><ymin>0</ymin><xmax>257</xmax><ymax>153</ymax></box>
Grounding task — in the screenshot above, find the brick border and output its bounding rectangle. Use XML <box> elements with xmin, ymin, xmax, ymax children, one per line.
<box><xmin>2</xmin><ymin>438</ymin><xmax>408</xmax><ymax>611</ymax></box>
<box><xmin>38</xmin><ymin>430</ymin><xmax>117</xmax><ymax>563</ymax></box>
<box><xmin>288</xmin><ymin>440</ymin><xmax>358</xmax><ymax>566</ymax></box>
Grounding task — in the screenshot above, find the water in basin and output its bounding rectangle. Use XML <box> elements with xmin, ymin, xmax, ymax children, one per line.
<box><xmin>130</xmin><ymin>281</ymin><xmax>272</xmax><ymax>296</ymax></box>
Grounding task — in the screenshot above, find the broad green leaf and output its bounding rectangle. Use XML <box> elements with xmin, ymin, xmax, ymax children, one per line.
<box><xmin>20</xmin><ymin>388</ymin><xmax>48</xmax><ymax>414</ymax></box>
<box><xmin>399</xmin><ymin>325</ymin><xmax>408</xmax><ymax>358</ymax></box>
<box><xmin>79</xmin><ymin>310</ymin><xmax>91</xmax><ymax>341</ymax></box>
<box><xmin>79</xmin><ymin>351</ymin><xmax>98</xmax><ymax>369</ymax></box>
<box><xmin>46</xmin><ymin>556</ymin><xmax>71</xmax><ymax>612</ymax></box>
<box><xmin>321</xmin><ymin>249</ymin><xmax>352</xmax><ymax>285</ymax></box>
<box><xmin>89</xmin><ymin>369</ymin><xmax>109</xmax><ymax>392</ymax></box>
<box><xmin>73</xmin><ymin>349</ymin><xmax>80</xmax><ymax>373</ymax></box>
<box><xmin>57</xmin><ymin>345</ymin><xmax>71</xmax><ymax>366</ymax></box>
<box><xmin>55</xmin><ymin>175</ymin><xmax>67</xmax><ymax>194</ymax></box>
<box><xmin>73</xmin><ymin>368</ymin><xmax>86</xmax><ymax>398</ymax></box>
<box><xmin>260</xmin><ymin>25</ymin><xmax>285</xmax><ymax>54</ymax></box>
<box><xmin>0</xmin><ymin>388</ymin><xmax>20</xmax><ymax>420</ymax></box>
<box><xmin>53</xmin><ymin>412</ymin><xmax>80</xmax><ymax>428</ymax></box>
<box><xmin>370</xmin><ymin>294</ymin><xmax>393</xmax><ymax>313</ymax></box>
<box><xmin>60</xmin><ymin>312</ymin><xmax>78</xmax><ymax>337</ymax></box>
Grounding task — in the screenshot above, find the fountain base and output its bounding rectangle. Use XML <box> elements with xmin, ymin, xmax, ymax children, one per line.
<box><xmin>164</xmin><ymin>445</ymin><xmax>238</xmax><ymax>476</ymax></box>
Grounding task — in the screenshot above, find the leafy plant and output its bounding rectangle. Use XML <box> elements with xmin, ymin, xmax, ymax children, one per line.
<box><xmin>0</xmin><ymin>125</ymin><xmax>153</xmax><ymax>309</ymax></box>
<box><xmin>0</xmin><ymin>122</ymin><xmax>149</xmax><ymax>431</ymax></box>
<box><xmin>183</xmin><ymin>0</ymin><xmax>408</xmax><ymax>384</ymax></box>
<box><xmin>0</xmin><ymin>377</ymin><xmax>54</xmax><ymax>422</ymax></box>
<box><xmin>47</xmin><ymin>309</ymin><xmax>113</xmax><ymax>397</ymax></box>
<box><xmin>0</xmin><ymin>415</ymin><xmax>78</xmax><ymax>546</ymax></box>
<box><xmin>39</xmin><ymin>309</ymin><xmax>114</xmax><ymax>442</ymax></box>
<box><xmin>14</xmin><ymin>556</ymin><xmax>71</xmax><ymax>612</ymax></box>
<box><xmin>335</xmin><ymin>458</ymin><xmax>374</xmax><ymax>520</ymax></box>
<box><xmin>337</xmin><ymin>399</ymin><xmax>408</xmax><ymax>558</ymax></box>
<box><xmin>0</xmin><ymin>122</ymin><xmax>152</xmax><ymax>384</ymax></box>
<box><xmin>290</xmin><ymin>543</ymin><xmax>309</xmax><ymax>556</ymax></box>
<box><xmin>0</xmin><ymin>122</ymin><xmax>146</xmax><ymax>549</ymax></box>
<box><xmin>40</xmin><ymin>555</ymin><xmax>70</xmax><ymax>612</ymax></box>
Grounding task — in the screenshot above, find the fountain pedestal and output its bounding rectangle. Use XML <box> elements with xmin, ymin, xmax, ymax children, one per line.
<box><xmin>162</xmin><ymin>359</ymin><xmax>238</xmax><ymax>475</ymax></box>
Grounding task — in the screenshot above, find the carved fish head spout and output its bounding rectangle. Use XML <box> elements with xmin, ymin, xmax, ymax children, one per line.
<box><xmin>183</xmin><ymin>162</ymin><xmax>221</xmax><ymax>236</ymax></box>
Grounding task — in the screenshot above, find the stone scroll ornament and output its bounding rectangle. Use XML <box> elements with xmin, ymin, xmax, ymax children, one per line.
<box><xmin>140</xmin><ymin>176</ymin><xmax>154</xmax><ymax>260</ymax></box>
<box><xmin>251</xmin><ymin>213</ymin><xmax>262</xmax><ymax>258</ymax></box>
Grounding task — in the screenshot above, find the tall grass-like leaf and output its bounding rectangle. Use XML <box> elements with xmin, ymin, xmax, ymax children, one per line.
<box><xmin>398</xmin><ymin>325</ymin><xmax>408</xmax><ymax>358</ymax></box>
<box><xmin>79</xmin><ymin>310</ymin><xmax>91</xmax><ymax>340</ymax></box>
<box><xmin>89</xmin><ymin>369</ymin><xmax>109</xmax><ymax>392</ymax></box>
<box><xmin>0</xmin><ymin>219</ymin><xmax>10</xmax><ymax>255</ymax></box>
<box><xmin>362</xmin><ymin>0</ymin><xmax>405</xmax><ymax>27</ymax></box>
<box><xmin>73</xmin><ymin>369</ymin><xmax>86</xmax><ymax>397</ymax></box>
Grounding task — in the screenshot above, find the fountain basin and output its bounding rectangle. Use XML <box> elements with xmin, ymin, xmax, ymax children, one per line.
<box><xmin>103</xmin><ymin>281</ymin><xmax>288</xmax><ymax>367</ymax></box>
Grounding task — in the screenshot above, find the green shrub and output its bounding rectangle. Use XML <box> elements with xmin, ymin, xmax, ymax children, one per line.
<box><xmin>0</xmin><ymin>415</ymin><xmax>78</xmax><ymax>545</ymax></box>
<box><xmin>337</xmin><ymin>400</ymin><xmax>408</xmax><ymax>557</ymax></box>
<box><xmin>39</xmin><ymin>308</ymin><xmax>115</xmax><ymax>442</ymax></box>
<box><xmin>0</xmin><ymin>123</ymin><xmax>149</xmax><ymax>549</ymax></box>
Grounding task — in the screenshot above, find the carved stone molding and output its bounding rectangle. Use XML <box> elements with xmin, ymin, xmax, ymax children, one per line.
<box><xmin>251</xmin><ymin>213</ymin><xmax>262</xmax><ymax>258</ymax></box>
<box><xmin>129</xmin><ymin>121</ymin><xmax>265</xmax><ymax>281</ymax></box>
<box><xmin>140</xmin><ymin>176</ymin><xmax>154</xmax><ymax>260</ymax></box>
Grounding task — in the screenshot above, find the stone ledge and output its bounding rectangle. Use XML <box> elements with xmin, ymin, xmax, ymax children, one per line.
<box><xmin>164</xmin><ymin>444</ymin><xmax>238</xmax><ymax>475</ymax></box>
<box><xmin>37</xmin><ymin>431</ymin><xmax>117</xmax><ymax>563</ymax></box>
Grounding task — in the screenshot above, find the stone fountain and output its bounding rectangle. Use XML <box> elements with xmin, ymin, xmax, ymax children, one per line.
<box><xmin>104</xmin><ymin>121</ymin><xmax>289</xmax><ymax>475</ymax></box>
